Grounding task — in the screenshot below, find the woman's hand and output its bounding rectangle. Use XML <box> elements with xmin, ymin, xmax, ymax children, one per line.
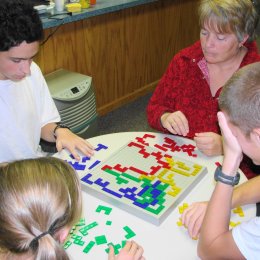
<box><xmin>194</xmin><ymin>132</ymin><xmax>223</xmax><ymax>156</ymax></box>
<box><xmin>108</xmin><ymin>241</ymin><xmax>145</xmax><ymax>260</ymax></box>
<box><xmin>161</xmin><ymin>111</ymin><xmax>189</xmax><ymax>136</ymax></box>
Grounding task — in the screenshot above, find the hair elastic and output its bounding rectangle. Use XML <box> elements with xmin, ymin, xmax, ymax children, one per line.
<box><xmin>29</xmin><ymin>230</ymin><xmax>52</xmax><ymax>250</ymax></box>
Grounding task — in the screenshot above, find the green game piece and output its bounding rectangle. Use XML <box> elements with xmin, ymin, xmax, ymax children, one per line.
<box><xmin>69</xmin><ymin>226</ymin><xmax>76</xmax><ymax>234</ymax></box>
<box><xmin>96</xmin><ymin>205</ymin><xmax>112</xmax><ymax>215</ymax></box>
<box><xmin>113</xmin><ymin>243</ymin><xmax>121</xmax><ymax>254</ymax></box>
<box><xmin>105</xmin><ymin>243</ymin><xmax>121</xmax><ymax>255</ymax></box>
<box><xmin>76</xmin><ymin>218</ymin><xmax>86</xmax><ymax>226</ymax></box>
<box><xmin>71</xmin><ymin>235</ymin><xmax>84</xmax><ymax>246</ymax></box>
<box><xmin>83</xmin><ymin>241</ymin><xmax>95</xmax><ymax>254</ymax></box>
<box><xmin>71</xmin><ymin>234</ymin><xmax>82</xmax><ymax>239</ymax></box>
<box><xmin>106</xmin><ymin>220</ymin><xmax>112</xmax><ymax>226</ymax></box>
<box><xmin>121</xmin><ymin>240</ymin><xmax>127</xmax><ymax>248</ymax></box>
<box><xmin>123</xmin><ymin>226</ymin><xmax>136</xmax><ymax>239</ymax></box>
<box><xmin>95</xmin><ymin>235</ymin><xmax>107</xmax><ymax>245</ymax></box>
<box><xmin>79</xmin><ymin>221</ymin><xmax>98</xmax><ymax>236</ymax></box>
<box><xmin>105</xmin><ymin>243</ymin><xmax>115</xmax><ymax>254</ymax></box>
<box><xmin>74</xmin><ymin>239</ymin><xmax>84</xmax><ymax>246</ymax></box>
<box><xmin>63</xmin><ymin>240</ymin><xmax>72</xmax><ymax>249</ymax></box>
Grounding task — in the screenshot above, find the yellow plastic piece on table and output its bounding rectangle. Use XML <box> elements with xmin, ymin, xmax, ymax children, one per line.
<box><xmin>233</xmin><ymin>206</ymin><xmax>245</xmax><ymax>217</ymax></box>
<box><xmin>229</xmin><ymin>221</ymin><xmax>241</xmax><ymax>228</ymax></box>
<box><xmin>177</xmin><ymin>218</ymin><xmax>183</xmax><ymax>226</ymax></box>
<box><xmin>80</xmin><ymin>0</ymin><xmax>90</xmax><ymax>8</ymax></box>
<box><xmin>178</xmin><ymin>205</ymin><xmax>184</xmax><ymax>214</ymax></box>
<box><xmin>66</xmin><ymin>3</ymin><xmax>82</xmax><ymax>12</ymax></box>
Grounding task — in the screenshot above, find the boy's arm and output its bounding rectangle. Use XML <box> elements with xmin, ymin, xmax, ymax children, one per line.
<box><xmin>232</xmin><ymin>176</ymin><xmax>260</xmax><ymax>207</ymax></box>
<box><xmin>41</xmin><ymin>122</ymin><xmax>58</xmax><ymax>143</ymax></box>
<box><xmin>41</xmin><ymin>123</ymin><xmax>94</xmax><ymax>160</ymax></box>
<box><xmin>198</xmin><ymin>178</ymin><xmax>244</xmax><ymax>258</ymax></box>
<box><xmin>198</xmin><ymin>112</ymin><xmax>245</xmax><ymax>259</ymax></box>
<box><xmin>182</xmin><ymin>175</ymin><xmax>260</xmax><ymax>239</ymax></box>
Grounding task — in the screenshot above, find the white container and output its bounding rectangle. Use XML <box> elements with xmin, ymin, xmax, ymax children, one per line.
<box><xmin>54</xmin><ymin>0</ymin><xmax>65</xmax><ymax>12</ymax></box>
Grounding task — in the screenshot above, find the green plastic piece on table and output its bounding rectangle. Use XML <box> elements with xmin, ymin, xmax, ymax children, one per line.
<box><xmin>79</xmin><ymin>221</ymin><xmax>98</xmax><ymax>236</ymax></box>
<box><xmin>106</xmin><ymin>220</ymin><xmax>112</xmax><ymax>225</ymax></box>
<box><xmin>63</xmin><ymin>240</ymin><xmax>72</xmax><ymax>249</ymax></box>
<box><xmin>95</xmin><ymin>235</ymin><xmax>108</xmax><ymax>245</ymax></box>
<box><xmin>73</xmin><ymin>238</ymin><xmax>84</xmax><ymax>246</ymax></box>
<box><xmin>96</xmin><ymin>205</ymin><xmax>112</xmax><ymax>215</ymax></box>
<box><xmin>76</xmin><ymin>218</ymin><xmax>86</xmax><ymax>226</ymax></box>
<box><xmin>83</xmin><ymin>241</ymin><xmax>95</xmax><ymax>254</ymax></box>
<box><xmin>121</xmin><ymin>240</ymin><xmax>127</xmax><ymax>248</ymax></box>
<box><xmin>123</xmin><ymin>226</ymin><xmax>136</xmax><ymax>239</ymax></box>
<box><xmin>105</xmin><ymin>243</ymin><xmax>121</xmax><ymax>255</ymax></box>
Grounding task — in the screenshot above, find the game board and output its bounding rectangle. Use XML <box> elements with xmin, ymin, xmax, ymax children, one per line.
<box><xmin>69</xmin><ymin>134</ymin><xmax>208</xmax><ymax>225</ymax></box>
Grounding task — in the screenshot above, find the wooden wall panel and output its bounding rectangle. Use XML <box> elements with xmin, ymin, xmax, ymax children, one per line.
<box><xmin>35</xmin><ymin>0</ymin><xmax>200</xmax><ymax>115</ymax></box>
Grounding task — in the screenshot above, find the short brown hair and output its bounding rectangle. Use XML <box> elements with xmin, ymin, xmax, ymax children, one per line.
<box><xmin>219</xmin><ymin>62</ymin><xmax>260</xmax><ymax>135</ymax></box>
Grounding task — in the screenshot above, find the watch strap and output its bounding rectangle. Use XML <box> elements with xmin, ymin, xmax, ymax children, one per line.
<box><xmin>53</xmin><ymin>123</ymin><xmax>70</xmax><ymax>138</ymax></box>
<box><xmin>214</xmin><ymin>166</ymin><xmax>240</xmax><ymax>186</ymax></box>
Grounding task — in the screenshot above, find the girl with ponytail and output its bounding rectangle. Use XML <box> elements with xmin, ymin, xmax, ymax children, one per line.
<box><xmin>0</xmin><ymin>157</ymin><xmax>144</xmax><ymax>260</ymax></box>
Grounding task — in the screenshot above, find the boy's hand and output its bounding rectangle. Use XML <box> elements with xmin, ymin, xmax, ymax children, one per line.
<box><xmin>181</xmin><ymin>201</ymin><xmax>208</xmax><ymax>239</ymax></box>
<box><xmin>217</xmin><ymin>112</ymin><xmax>243</xmax><ymax>173</ymax></box>
<box><xmin>55</xmin><ymin>128</ymin><xmax>94</xmax><ymax>161</ymax></box>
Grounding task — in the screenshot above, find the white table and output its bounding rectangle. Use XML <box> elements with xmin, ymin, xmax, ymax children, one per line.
<box><xmin>55</xmin><ymin>132</ymin><xmax>255</xmax><ymax>260</ymax></box>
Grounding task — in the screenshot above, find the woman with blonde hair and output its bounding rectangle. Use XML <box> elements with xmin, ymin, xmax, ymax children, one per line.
<box><xmin>147</xmin><ymin>0</ymin><xmax>260</xmax><ymax>179</ymax></box>
<box><xmin>0</xmin><ymin>157</ymin><xmax>144</xmax><ymax>260</ymax></box>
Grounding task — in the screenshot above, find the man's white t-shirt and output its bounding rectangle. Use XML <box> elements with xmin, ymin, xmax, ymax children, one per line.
<box><xmin>232</xmin><ymin>217</ymin><xmax>260</xmax><ymax>259</ymax></box>
<box><xmin>0</xmin><ymin>62</ymin><xmax>60</xmax><ymax>163</ymax></box>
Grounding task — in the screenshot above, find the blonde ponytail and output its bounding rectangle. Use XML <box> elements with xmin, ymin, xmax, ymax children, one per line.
<box><xmin>0</xmin><ymin>157</ymin><xmax>82</xmax><ymax>259</ymax></box>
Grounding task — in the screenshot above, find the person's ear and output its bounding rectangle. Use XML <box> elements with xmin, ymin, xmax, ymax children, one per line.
<box><xmin>58</xmin><ymin>226</ymin><xmax>71</xmax><ymax>243</ymax></box>
<box><xmin>252</xmin><ymin>128</ymin><xmax>260</xmax><ymax>145</ymax></box>
<box><xmin>239</xmin><ymin>34</ymin><xmax>249</xmax><ymax>47</ymax></box>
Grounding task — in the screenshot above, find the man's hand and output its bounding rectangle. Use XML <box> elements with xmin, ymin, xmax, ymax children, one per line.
<box><xmin>160</xmin><ymin>111</ymin><xmax>189</xmax><ymax>136</ymax></box>
<box><xmin>194</xmin><ymin>132</ymin><xmax>223</xmax><ymax>156</ymax></box>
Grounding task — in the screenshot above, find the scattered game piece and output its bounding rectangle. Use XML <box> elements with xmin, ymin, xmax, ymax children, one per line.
<box><xmin>64</xmin><ymin>205</ymin><xmax>137</xmax><ymax>256</ymax></box>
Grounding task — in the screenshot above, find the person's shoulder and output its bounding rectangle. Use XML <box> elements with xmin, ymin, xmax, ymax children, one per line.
<box><xmin>243</xmin><ymin>40</ymin><xmax>260</xmax><ymax>63</ymax></box>
<box><xmin>29</xmin><ymin>62</ymin><xmax>45</xmax><ymax>81</ymax></box>
<box><xmin>30</xmin><ymin>62</ymin><xmax>42</xmax><ymax>74</ymax></box>
<box><xmin>176</xmin><ymin>40</ymin><xmax>202</xmax><ymax>59</ymax></box>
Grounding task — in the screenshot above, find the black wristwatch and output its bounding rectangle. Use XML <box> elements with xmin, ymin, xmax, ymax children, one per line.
<box><xmin>53</xmin><ymin>123</ymin><xmax>70</xmax><ymax>139</ymax></box>
<box><xmin>214</xmin><ymin>166</ymin><xmax>240</xmax><ymax>186</ymax></box>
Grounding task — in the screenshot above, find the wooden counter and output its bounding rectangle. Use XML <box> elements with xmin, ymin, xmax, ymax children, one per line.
<box><xmin>35</xmin><ymin>0</ymin><xmax>200</xmax><ymax>115</ymax></box>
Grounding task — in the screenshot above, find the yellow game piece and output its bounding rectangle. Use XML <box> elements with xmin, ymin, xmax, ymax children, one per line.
<box><xmin>177</xmin><ymin>218</ymin><xmax>183</xmax><ymax>226</ymax></box>
<box><xmin>229</xmin><ymin>221</ymin><xmax>241</xmax><ymax>227</ymax></box>
<box><xmin>178</xmin><ymin>206</ymin><xmax>184</xmax><ymax>214</ymax></box>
